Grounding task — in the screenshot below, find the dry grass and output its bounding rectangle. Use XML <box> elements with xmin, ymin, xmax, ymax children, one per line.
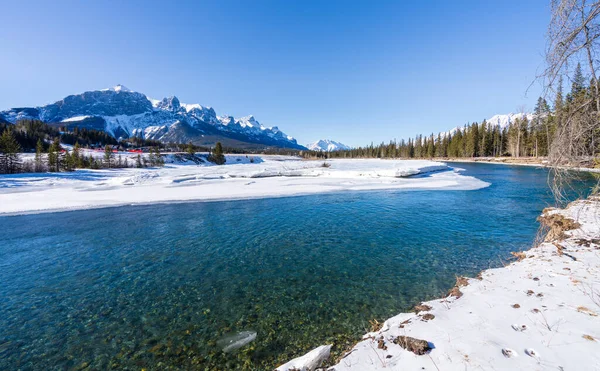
<box><xmin>392</xmin><ymin>336</ymin><xmax>432</xmax><ymax>355</ymax></box>
<box><xmin>577</xmin><ymin>306</ymin><xmax>598</xmax><ymax>316</ymax></box>
<box><xmin>421</xmin><ymin>313</ymin><xmax>435</xmax><ymax>321</ymax></box>
<box><xmin>447</xmin><ymin>276</ymin><xmax>469</xmax><ymax>298</ymax></box>
<box><xmin>511</xmin><ymin>251</ymin><xmax>528</xmax><ymax>261</ymax></box>
<box><xmin>414</xmin><ymin>304</ymin><xmax>432</xmax><ymax>313</ymax></box>
<box><xmin>538</xmin><ymin>212</ymin><xmax>581</xmax><ymax>241</ymax></box>
<box><xmin>368</xmin><ymin>318</ymin><xmax>383</xmax><ymax>332</ymax></box>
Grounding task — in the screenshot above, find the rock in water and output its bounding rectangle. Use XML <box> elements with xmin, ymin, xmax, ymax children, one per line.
<box><xmin>217</xmin><ymin>331</ymin><xmax>257</xmax><ymax>353</ymax></box>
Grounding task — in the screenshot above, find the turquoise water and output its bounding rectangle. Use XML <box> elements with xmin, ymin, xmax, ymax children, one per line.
<box><xmin>0</xmin><ymin>163</ymin><xmax>595</xmax><ymax>370</ymax></box>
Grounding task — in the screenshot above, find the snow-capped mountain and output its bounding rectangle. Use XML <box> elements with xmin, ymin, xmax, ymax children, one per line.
<box><xmin>447</xmin><ymin>112</ymin><xmax>535</xmax><ymax>136</ymax></box>
<box><xmin>486</xmin><ymin>113</ymin><xmax>535</xmax><ymax>128</ymax></box>
<box><xmin>0</xmin><ymin>85</ymin><xmax>305</xmax><ymax>149</ymax></box>
<box><xmin>307</xmin><ymin>139</ymin><xmax>351</xmax><ymax>152</ymax></box>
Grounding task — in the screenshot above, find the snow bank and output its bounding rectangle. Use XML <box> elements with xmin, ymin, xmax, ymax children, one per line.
<box><xmin>279</xmin><ymin>197</ymin><xmax>600</xmax><ymax>370</ymax></box>
<box><xmin>0</xmin><ymin>157</ymin><xmax>488</xmax><ymax>215</ymax></box>
<box><xmin>276</xmin><ymin>345</ymin><xmax>332</xmax><ymax>371</ymax></box>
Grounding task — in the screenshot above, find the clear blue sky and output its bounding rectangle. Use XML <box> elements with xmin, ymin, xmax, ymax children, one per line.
<box><xmin>1</xmin><ymin>0</ymin><xmax>548</xmax><ymax>147</ymax></box>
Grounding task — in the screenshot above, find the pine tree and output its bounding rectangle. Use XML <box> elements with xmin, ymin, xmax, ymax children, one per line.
<box><xmin>154</xmin><ymin>147</ymin><xmax>164</xmax><ymax>166</ymax></box>
<box><xmin>479</xmin><ymin>121</ymin><xmax>489</xmax><ymax>157</ymax></box>
<box><xmin>104</xmin><ymin>145</ymin><xmax>114</xmax><ymax>168</ymax></box>
<box><xmin>35</xmin><ymin>138</ymin><xmax>45</xmax><ymax>172</ymax></box>
<box><xmin>64</xmin><ymin>151</ymin><xmax>74</xmax><ymax>171</ymax></box>
<box><xmin>466</xmin><ymin>123</ymin><xmax>480</xmax><ymax>157</ymax></box>
<box><xmin>89</xmin><ymin>154</ymin><xmax>99</xmax><ymax>169</ymax></box>
<box><xmin>210</xmin><ymin>142</ymin><xmax>226</xmax><ymax>165</ymax></box>
<box><xmin>186</xmin><ymin>141</ymin><xmax>195</xmax><ymax>156</ymax></box>
<box><xmin>47</xmin><ymin>138</ymin><xmax>61</xmax><ymax>172</ymax></box>
<box><xmin>72</xmin><ymin>142</ymin><xmax>81</xmax><ymax>168</ymax></box>
<box><xmin>435</xmin><ymin>133</ymin><xmax>443</xmax><ymax>157</ymax></box>
<box><xmin>136</xmin><ymin>153</ymin><xmax>143</xmax><ymax>168</ymax></box>
<box><xmin>571</xmin><ymin>62</ymin><xmax>586</xmax><ymax>97</ymax></box>
<box><xmin>0</xmin><ymin>129</ymin><xmax>21</xmax><ymax>174</ymax></box>
<box><xmin>427</xmin><ymin>134</ymin><xmax>435</xmax><ymax>158</ymax></box>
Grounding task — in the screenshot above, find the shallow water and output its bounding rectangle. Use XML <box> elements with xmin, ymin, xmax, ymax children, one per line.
<box><xmin>0</xmin><ymin>163</ymin><xmax>595</xmax><ymax>370</ymax></box>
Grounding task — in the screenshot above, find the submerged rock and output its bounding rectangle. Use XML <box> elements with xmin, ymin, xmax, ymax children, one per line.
<box><xmin>216</xmin><ymin>331</ymin><xmax>257</xmax><ymax>353</ymax></box>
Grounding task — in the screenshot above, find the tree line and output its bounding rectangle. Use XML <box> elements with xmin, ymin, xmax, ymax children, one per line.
<box><xmin>0</xmin><ymin>133</ymin><xmax>167</xmax><ymax>174</ymax></box>
<box><xmin>0</xmin><ymin>120</ymin><xmax>170</xmax><ymax>174</ymax></box>
<box><xmin>301</xmin><ymin>64</ymin><xmax>597</xmax><ymax>164</ymax></box>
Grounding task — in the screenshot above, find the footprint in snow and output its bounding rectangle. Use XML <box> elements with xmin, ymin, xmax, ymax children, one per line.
<box><xmin>525</xmin><ymin>348</ymin><xmax>540</xmax><ymax>358</ymax></box>
<box><xmin>511</xmin><ymin>324</ymin><xmax>529</xmax><ymax>331</ymax></box>
<box><xmin>502</xmin><ymin>348</ymin><xmax>518</xmax><ymax>358</ymax></box>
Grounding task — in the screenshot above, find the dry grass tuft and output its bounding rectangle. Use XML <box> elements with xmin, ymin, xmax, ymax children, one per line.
<box><xmin>455</xmin><ymin>276</ymin><xmax>469</xmax><ymax>287</ymax></box>
<box><xmin>577</xmin><ymin>306</ymin><xmax>598</xmax><ymax>317</ymax></box>
<box><xmin>369</xmin><ymin>318</ymin><xmax>383</xmax><ymax>332</ymax></box>
<box><xmin>413</xmin><ymin>304</ymin><xmax>432</xmax><ymax>313</ymax></box>
<box><xmin>511</xmin><ymin>251</ymin><xmax>527</xmax><ymax>261</ymax></box>
<box><xmin>538</xmin><ymin>212</ymin><xmax>581</xmax><ymax>241</ymax></box>
<box><xmin>446</xmin><ymin>276</ymin><xmax>469</xmax><ymax>298</ymax></box>
<box><xmin>421</xmin><ymin>313</ymin><xmax>435</xmax><ymax>321</ymax></box>
<box><xmin>393</xmin><ymin>336</ymin><xmax>432</xmax><ymax>355</ymax></box>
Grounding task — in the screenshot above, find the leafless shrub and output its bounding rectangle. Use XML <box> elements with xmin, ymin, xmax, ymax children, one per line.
<box><xmin>540</xmin><ymin>0</ymin><xmax>600</xmax><ymax>200</ymax></box>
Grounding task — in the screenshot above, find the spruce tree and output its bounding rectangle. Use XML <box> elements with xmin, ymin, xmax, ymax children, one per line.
<box><xmin>35</xmin><ymin>138</ymin><xmax>44</xmax><ymax>172</ymax></box>
<box><xmin>47</xmin><ymin>138</ymin><xmax>61</xmax><ymax>172</ymax></box>
<box><xmin>210</xmin><ymin>142</ymin><xmax>226</xmax><ymax>165</ymax></box>
<box><xmin>571</xmin><ymin>62</ymin><xmax>585</xmax><ymax>96</ymax></box>
<box><xmin>0</xmin><ymin>129</ymin><xmax>21</xmax><ymax>174</ymax></box>
<box><xmin>154</xmin><ymin>147</ymin><xmax>164</xmax><ymax>166</ymax></box>
<box><xmin>64</xmin><ymin>151</ymin><xmax>73</xmax><ymax>171</ymax></box>
<box><xmin>186</xmin><ymin>141</ymin><xmax>195</xmax><ymax>156</ymax></box>
<box><xmin>427</xmin><ymin>134</ymin><xmax>435</xmax><ymax>158</ymax></box>
<box><xmin>72</xmin><ymin>142</ymin><xmax>81</xmax><ymax>168</ymax></box>
<box><xmin>104</xmin><ymin>145</ymin><xmax>114</xmax><ymax>168</ymax></box>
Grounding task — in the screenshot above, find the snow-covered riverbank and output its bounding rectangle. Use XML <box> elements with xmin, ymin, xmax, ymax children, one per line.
<box><xmin>0</xmin><ymin>156</ymin><xmax>488</xmax><ymax>215</ymax></box>
<box><xmin>278</xmin><ymin>196</ymin><xmax>600</xmax><ymax>371</ymax></box>
<box><xmin>446</xmin><ymin>157</ymin><xmax>600</xmax><ymax>174</ymax></box>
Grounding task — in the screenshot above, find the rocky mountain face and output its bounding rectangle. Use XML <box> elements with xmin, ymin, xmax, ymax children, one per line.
<box><xmin>0</xmin><ymin>85</ymin><xmax>305</xmax><ymax>150</ymax></box>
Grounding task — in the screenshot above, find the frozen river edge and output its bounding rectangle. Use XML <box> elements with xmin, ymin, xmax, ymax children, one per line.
<box><xmin>278</xmin><ymin>196</ymin><xmax>600</xmax><ymax>370</ymax></box>
<box><xmin>0</xmin><ymin>156</ymin><xmax>489</xmax><ymax>215</ymax></box>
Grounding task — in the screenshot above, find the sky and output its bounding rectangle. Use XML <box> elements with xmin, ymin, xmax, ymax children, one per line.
<box><xmin>1</xmin><ymin>0</ymin><xmax>549</xmax><ymax>147</ymax></box>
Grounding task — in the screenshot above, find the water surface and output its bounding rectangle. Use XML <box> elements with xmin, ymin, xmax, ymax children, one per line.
<box><xmin>0</xmin><ymin>163</ymin><xmax>595</xmax><ymax>370</ymax></box>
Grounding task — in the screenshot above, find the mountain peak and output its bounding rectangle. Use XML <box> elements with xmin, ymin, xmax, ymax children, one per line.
<box><xmin>0</xmin><ymin>86</ymin><xmax>305</xmax><ymax>150</ymax></box>
<box><xmin>111</xmin><ymin>84</ymin><xmax>132</xmax><ymax>93</ymax></box>
<box><xmin>157</xmin><ymin>96</ymin><xmax>181</xmax><ymax>111</ymax></box>
<box><xmin>307</xmin><ymin>139</ymin><xmax>351</xmax><ymax>152</ymax></box>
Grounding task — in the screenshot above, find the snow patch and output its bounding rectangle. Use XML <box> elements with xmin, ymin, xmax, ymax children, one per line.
<box><xmin>61</xmin><ymin>115</ymin><xmax>92</xmax><ymax>122</ymax></box>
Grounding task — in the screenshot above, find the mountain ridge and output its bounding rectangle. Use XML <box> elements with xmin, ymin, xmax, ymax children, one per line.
<box><xmin>307</xmin><ymin>139</ymin><xmax>351</xmax><ymax>152</ymax></box>
<box><xmin>0</xmin><ymin>85</ymin><xmax>306</xmax><ymax>150</ymax></box>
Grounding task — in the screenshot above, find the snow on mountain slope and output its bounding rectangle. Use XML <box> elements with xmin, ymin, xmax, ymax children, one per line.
<box><xmin>0</xmin><ymin>85</ymin><xmax>305</xmax><ymax>150</ymax></box>
<box><xmin>61</xmin><ymin>115</ymin><xmax>92</xmax><ymax>122</ymax></box>
<box><xmin>446</xmin><ymin>112</ymin><xmax>536</xmax><ymax>136</ymax></box>
<box><xmin>486</xmin><ymin>112</ymin><xmax>535</xmax><ymax>128</ymax></box>
<box><xmin>307</xmin><ymin>139</ymin><xmax>351</xmax><ymax>152</ymax></box>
